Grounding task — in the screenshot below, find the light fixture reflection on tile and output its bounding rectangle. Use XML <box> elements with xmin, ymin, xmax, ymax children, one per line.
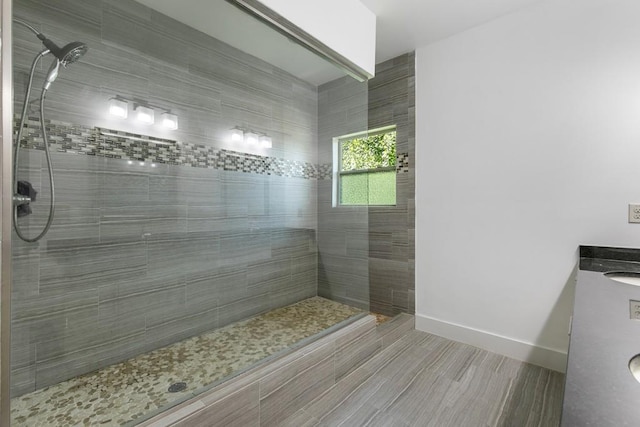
<box><xmin>259</xmin><ymin>135</ymin><xmax>272</xmax><ymax>149</ymax></box>
<box><xmin>135</xmin><ymin>105</ymin><xmax>154</xmax><ymax>125</ymax></box>
<box><xmin>230</xmin><ymin>128</ymin><xmax>244</xmax><ymax>143</ymax></box>
<box><xmin>161</xmin><ymin>112</ymin><xmax>178</xmax><ymax>130</ymax></box>
<box><xmin>245</xmin><ymin>132</ymin><xmax>259</xmax><ymax>145</ymax></box>
<box><xmin>230</xmin><ymin>126</ymin><xmax>273</xmax><ymax>148</ymax></box>
<box><xmin>109</xmin><ymin>96</ymin><xmax>180</xmax><ymax>131</ymax></box>
<box><xmin>109</xmin><ymin>98</ymin><xmax>128</xmax><ymax>119</ymax></box>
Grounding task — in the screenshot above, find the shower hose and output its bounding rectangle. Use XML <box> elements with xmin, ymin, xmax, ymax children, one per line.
<box><xmin>13</xmin><ymin>49</ymin><xmax>56</xmax><ymax>243</ymax></box>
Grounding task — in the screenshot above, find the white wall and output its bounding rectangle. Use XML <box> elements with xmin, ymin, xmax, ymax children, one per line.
<box><xmin>415</xmin><ymin>0</ymin><xmax>640</xmax><ymax>372</ymax></box>
<box><xmin>258</xmin><ymin>0</ymin><xmax>376</xmax><ymax>76</ymax></box>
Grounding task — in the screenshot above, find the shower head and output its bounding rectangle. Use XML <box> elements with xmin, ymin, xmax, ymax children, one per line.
<box><xmin>39</xmin><ymin>36</ymin><xmax>88</xmax><ymax>66</ymax></box>
<box><xmin>59</xmin><ymin>41</ymin><xmax>88</xmax><ymax>66</ymax></box>
<box><xmin>13</xmin><ymin>19</ymin><xmax>88</xmax><ymax>66</ymax></box>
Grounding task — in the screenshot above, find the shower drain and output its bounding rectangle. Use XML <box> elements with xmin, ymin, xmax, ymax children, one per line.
<box><xmin>168</xmin><ymin>382</ymin><xmax>187</xmax><ymax>393</ymax></box>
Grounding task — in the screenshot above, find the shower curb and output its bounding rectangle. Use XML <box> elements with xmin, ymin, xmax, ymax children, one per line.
<box><xmin>138</xmin><ymin>313</ymin><xmax>414</xmax><ymax>427</ymax></box>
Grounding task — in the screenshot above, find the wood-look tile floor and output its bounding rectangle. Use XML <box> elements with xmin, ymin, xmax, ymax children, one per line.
<box><xmin>284</xmin><ymin>329</ymin><xmax>565</xmax><ymax>427</ymax></box>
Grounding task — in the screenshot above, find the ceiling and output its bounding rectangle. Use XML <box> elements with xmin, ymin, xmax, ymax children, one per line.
<box><xmin>135</xmin><ymin>0</ymin><xmax>544</xmax><ymax>85</ymax></box>
<box><xmin>360</xmin><ymin>0</ymin><xmax>545</xmax><ymax>62</ymax></box>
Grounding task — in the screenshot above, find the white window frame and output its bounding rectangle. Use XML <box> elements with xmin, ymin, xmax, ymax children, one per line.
<box><xmin>332</xmin><ymin>125</ymin><xmax>397</xmax><ymax>207</ymax></box>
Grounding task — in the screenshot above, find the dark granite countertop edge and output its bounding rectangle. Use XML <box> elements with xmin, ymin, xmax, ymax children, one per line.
<box><xmin>580</xmin><ymin>245</ymin><xmax>640</xmax><ymax>273</ymax></box>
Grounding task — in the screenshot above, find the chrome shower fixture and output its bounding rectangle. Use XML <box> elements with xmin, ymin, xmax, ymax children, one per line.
<box><xmin>43</xmin><ymin>59</ymin><xmax>60</xmax><ymax>91</ymax></box>
<box><xmin>14</xmin><ymin>18</ymin><xmax>88</xmax><ymax>66</ymax></box>
<box><xmin>42</xmin><ymin>39</ymin><xmax>88</xmax><ymax>67</ymax></box>
<box><xmin>12</xmin><ymin>18</ymin><xmax>89</xmax><ymax>242</ymax></box>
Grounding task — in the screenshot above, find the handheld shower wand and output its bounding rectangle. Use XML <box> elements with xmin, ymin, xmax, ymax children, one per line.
<box><xmin>43</xmin><ymin>59</ymin><xmax>60</xmax><ymax>91</ymax></box>
<box><xmin>12</xmin><ymin>18</ymin><xmax>88</xmax><ymax>242</ymax></box>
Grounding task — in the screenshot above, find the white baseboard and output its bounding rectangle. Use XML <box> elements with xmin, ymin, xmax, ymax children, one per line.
<box><xmin>415</xmin><ymin>314</ymin><xmax>567</xmax><ymax>373</ymax></box>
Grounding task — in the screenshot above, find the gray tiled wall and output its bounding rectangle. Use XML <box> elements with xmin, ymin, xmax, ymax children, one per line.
<box><xmin>11</xmin><ymin>0</ymin><xmax>319</xmax><ymax>397</ymax></box>
<box><xmin>317</xmin><ymin>77</ymin><xmax>370</xmax><ymax>310</ymax></box>
<box><xmin>368</xmin><ymin>53</ymin><xmax>416</xmax><ymax>316</ymax></box>
<box><xmin>317</xmin><ymin>53</ymin><xmax>415</xmax><ymax>316</ymax></box>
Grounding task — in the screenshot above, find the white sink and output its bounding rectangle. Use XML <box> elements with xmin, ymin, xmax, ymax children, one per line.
<box><xmin>630</xmin><ymin>354</ymin><xmax>640</xmax><ymax>383</ymax></box>
<box><xmin>605</xmin><ymin>272</ymin><xmax>640</xmax><ymax>287</ymax></box>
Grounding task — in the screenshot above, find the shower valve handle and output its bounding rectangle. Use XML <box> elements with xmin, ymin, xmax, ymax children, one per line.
<box><xmin>13</xmin><ymin>194</ymin><xmax>32</xmax><ymax>206</ymax></box>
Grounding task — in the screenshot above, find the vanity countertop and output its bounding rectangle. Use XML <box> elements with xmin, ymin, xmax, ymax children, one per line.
<box><xmin>562</xmin><ymin>246</ymin><xmax>640</xmax><ymax>426</ymax></box>
<box><xmin>579</xmin><ymin>245</ymin><xmax>640</xmax><ymax>274</ymax></box>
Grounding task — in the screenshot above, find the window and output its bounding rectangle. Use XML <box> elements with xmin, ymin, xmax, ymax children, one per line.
<box><xmin>336</xmin><ymin>126</ymin><xmax>396</xmax><ymax>206</ymax></box>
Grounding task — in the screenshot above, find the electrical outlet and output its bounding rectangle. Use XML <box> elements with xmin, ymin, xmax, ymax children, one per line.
<box><xmin>629</xmin><ymin>204</ymin><xmax>640</xmax><ymax>223</ymax></box>
<box><xmin>630</xmin><ymin>300</ymin><xmax>640</xmax><ymax>320</ymax></box>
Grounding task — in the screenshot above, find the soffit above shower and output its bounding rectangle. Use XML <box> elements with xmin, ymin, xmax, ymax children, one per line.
<box><xmin>133</xmin><ymin>0</ymin><xmax>347</xmax><ymax>86</ymax></box>
<box><xmin>246</xmin><ymin>0</ymin><xmax>376</xmax><ymax>78</ymax></box>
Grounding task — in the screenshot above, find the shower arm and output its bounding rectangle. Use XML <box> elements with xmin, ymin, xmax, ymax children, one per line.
<box><xmin>13</xmin><ymin>18</ymin><xmax>41</xmax><ymax>37</ymax></box>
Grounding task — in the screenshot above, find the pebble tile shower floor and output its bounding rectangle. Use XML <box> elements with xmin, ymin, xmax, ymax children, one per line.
<box><xmin>11</xmin><ymin>297</ymin><xmax>364</xmax><ymax>426</ymax></box>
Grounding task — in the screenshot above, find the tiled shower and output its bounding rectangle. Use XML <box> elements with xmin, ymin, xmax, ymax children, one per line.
<box><xmin>8</xmin><ymin>0</ymin><xmax>414</xmax><ymax>424</ymax></box>
<box><xmin>12</xmin><ymin>0</ymin><xmax>367</xmax><ymax>402</ymax></box>
<box><xmin>317</xmin><ymin>55</ymin><xmax>416</xmax><ymax>316</ymax></box>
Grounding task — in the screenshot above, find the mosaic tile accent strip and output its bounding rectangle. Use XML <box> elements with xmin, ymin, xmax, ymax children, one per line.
<box><xmin>316</xmin><ymin>163</ymin><xmax>333</xmax><ymax>180</ymax></box>
<box><xmin>15</xmin><ymin>118</ymin><xmax>321</xmax><ymax>179</ymax></box>
<box><xmin>11</xmin><ymin>296</ymin><xmax>363</xmax><ymax>427</ymax></box>
<box><xmin>15</xmin><ymin>117</ymin><xmax>410</xmax><ymax>180</ymax></box>
<box><xmin>16</xmin><ymin>118</ymin><xmax>95</xmax><ymax>152</ymax></box>
<box><xmin>397</xmin><ymin>152</ymin><xmax>410</xmax><ymax>173</ymax></box>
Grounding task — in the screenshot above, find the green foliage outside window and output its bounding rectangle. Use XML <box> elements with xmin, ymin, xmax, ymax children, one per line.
<box><xmin>341</xmin><ymin>131</ymin><xmax>396</xmax><ymax>171</ymax></box>
<box><xmin>339</xmin><ymin>130</ymin><xmax>396</xmax><ymax>206</ymax></box>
